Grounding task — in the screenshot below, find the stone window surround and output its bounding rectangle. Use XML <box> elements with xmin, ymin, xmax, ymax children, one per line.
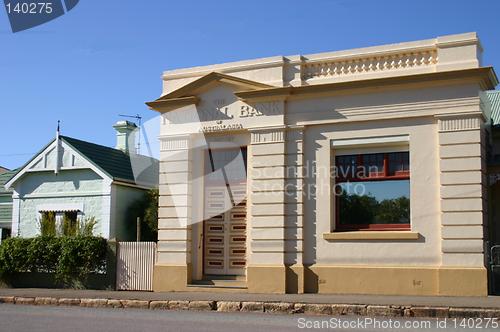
<box><xmin>326</xmin><ymin>134</ymin><xmax>421</xmax><ymax>241</ymax></box>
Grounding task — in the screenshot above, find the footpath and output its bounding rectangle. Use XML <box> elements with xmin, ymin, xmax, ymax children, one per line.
<box><xmin>0</xmin><ymin>288</ymin><xmax>499</xmax><ymax>318</ymax></box>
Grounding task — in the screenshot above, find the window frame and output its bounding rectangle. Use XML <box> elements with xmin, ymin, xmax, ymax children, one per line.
<box><xmin>334</xmin><ymin>151</ymin><xmax>411</xmax><ymax>231</ymax></box>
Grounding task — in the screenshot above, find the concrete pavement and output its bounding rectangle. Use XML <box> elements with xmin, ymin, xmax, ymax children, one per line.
<box><xmin>1</xmin><ymin>288</ymin><xmax>499</xmax><ymax>319</ymax></box>
<box><xmin>0</xmin><ymin>288</ymin><xmax>499</xmax><ymax>308</ymax></box>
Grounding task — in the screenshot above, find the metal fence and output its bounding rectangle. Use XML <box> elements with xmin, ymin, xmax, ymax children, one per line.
<box><xmin>116</xmin><ymin>242</ymin><xmax>156</xmax><ymax>291</ymax></box>
<box><xmin>489</xmin><ymin>244</ymin><xmax>500</xmax><ymax>295</ymax></box>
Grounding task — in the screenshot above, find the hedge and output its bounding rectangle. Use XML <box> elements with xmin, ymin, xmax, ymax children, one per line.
<box><xmin>0</xmin><ymin>236</ymin><xmax>107</xmax><ymax>286</ymax></box>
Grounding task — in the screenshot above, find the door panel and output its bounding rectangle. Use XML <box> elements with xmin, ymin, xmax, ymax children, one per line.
<box><xmin>204</xmin><ymin>187</ymin><xmax>227</xmax><ymax>275</ymax></box>
<box><xmin>227</xmin><ymin>198</ymin><xmax>246</xmax><ymax>275</ymax></box>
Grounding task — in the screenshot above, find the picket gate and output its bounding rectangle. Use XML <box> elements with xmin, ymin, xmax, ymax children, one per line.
<box><xmin>116</xmin><ymin>242</ymin><xmax>156</xmax><ymax>291</ymax></box>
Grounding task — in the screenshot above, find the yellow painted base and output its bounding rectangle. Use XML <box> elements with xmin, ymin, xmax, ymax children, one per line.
<box><xmin>286</xmin><ymin>264</ymin><xmax>305</xmax><ymax>294</ymax></box>
<box><xmin>153</xmin><ymin>264</ymin><xmax>487</xmax><ymax>296</ymax></box>
<box><xmin>247</xmin><ymin>265</ymin><xmax>286</xmax><ymax>294</ymax></box>
<box><xmin>438</xmin><ymin>267</ymin><xmax>488</xmax><ymax>296</ymax></box>
<box><xmin>306</xmin><ymin>265</ymin><xmax>487</xmax><ymax>296</ymax></box>
<box><xmin>153</xmin><ymin>264</ymin><xmax>192</xmax><ymax>292</ymax></box>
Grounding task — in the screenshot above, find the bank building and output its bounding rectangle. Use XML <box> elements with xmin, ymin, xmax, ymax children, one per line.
<box><xmin>146</xmin><ymin>32</ymin><xmax>500</xmax><ymax>296</ymax></box>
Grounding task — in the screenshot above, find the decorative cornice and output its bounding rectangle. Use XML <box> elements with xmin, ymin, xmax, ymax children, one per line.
<box><xmin>236</xmin><ymin>67</ymin><xmax>498</xmax><ymax>101</ymax></box>
<box><xmin>146</xmin><ymin>96</ymin><xmax>199</xmax><ymax>113</ymax></box>
<box><xmin>160</xmin><ymin>137</ymin><xmax>190</xmax><ymax>151</ymax></box>
<box><xmin>158</xmin><ymin>72</ymin><xmax>272</xmax><ymax>100</ymax></box>
<box><xmin>250</xmin><ymin>128</ymin><xmax>286</xmax><ymax>144</ymax></box>
<box><xmin>437</xmin><ymin>115</ymin><xmax>482</xmax><ymax>132</ymax></box>
<box><xmin>339</xmin><ymin>97</ymin><xmax>480</xmax><ymax>118</ymax></box>
<box><xmin>235</xmin><ymin>87</ymin><xmax>292</xmax><ymax>102</ymax></box>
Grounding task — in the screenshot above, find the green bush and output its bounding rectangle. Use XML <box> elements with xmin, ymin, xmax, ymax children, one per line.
<box><xmin>77</xmin><ymin>217</ymin><xmax>97</xmax><ymax>237</ymax></box>
<box><xmin>56</xmin><ymin>236</ymin><xmax>107</xmax><ymax>284</ymax></box>
<box><xmin>0</xmin><ymin>236</ymin><xmax>107</xmax><ymax>286</ymax></box>
<box><xmin>26</xmin><ymin>237</ymin><xmax>62</xmax><ymax>273</ymax></box>
<box><xmin>61</xmin><ymin>213</ymin><xmax>77</xmax><ymax>237</ymax></box>
<box><xmin>39</xmin><ymin>212</ymin><xmax>56</xmax><ymax>237</ymax></box>
<box><xmin>0</xmin><ymin>237</ymin><xmax>31</xmax><ymax>273</ymax></box>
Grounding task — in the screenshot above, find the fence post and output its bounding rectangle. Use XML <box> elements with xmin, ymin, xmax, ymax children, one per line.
<box><xmin>136</xmin><ymin>217</ymin><xmax>141</xmax><ymax>242</ymax></box>
<box><xmin>106</xmin><ymin>239</ymin><xmax>117</xmax><ymax>290</ymax></box>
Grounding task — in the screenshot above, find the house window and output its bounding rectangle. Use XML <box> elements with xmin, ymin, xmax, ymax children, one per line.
<box><xmin>334</xmin><ymin>151</ymin><xmax>410</xmax><ymax>231</ymax></box>
<box><xmin>39</xmin><ymin>210</ymin><xmax>80</xmax><ymax>236</ymax></box>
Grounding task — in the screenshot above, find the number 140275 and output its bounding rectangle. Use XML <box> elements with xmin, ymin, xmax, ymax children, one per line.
<box><xmin>5</xmin><ymin>2</ymin><xmax>53</xmax><ymax>14</ymax></box>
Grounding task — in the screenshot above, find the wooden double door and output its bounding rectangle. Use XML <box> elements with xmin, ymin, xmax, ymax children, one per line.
<box><xmin>203</xmin><ymin>147</ymin><xmax>247</xmax><ymax>276</ymax></box>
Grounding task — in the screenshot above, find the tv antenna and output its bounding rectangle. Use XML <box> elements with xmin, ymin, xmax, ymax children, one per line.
<box><xmin>119</xmin><ymin>114</ymin><xmax>142</xmax><ymax>154</ymax></box>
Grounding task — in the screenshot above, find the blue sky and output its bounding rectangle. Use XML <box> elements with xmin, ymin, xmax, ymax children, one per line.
<box><xmin>1</xmin><ymin>0</ymin><xmax>499</xmax><ymax>169</ymax></box>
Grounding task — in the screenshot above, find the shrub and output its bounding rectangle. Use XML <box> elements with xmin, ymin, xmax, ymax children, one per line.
<box><xmin>77</xmin><ymin>217</ymin><xmax>97</xmax><ymax>237</ymax></box>
<box><xmin>143</xmin><ymin>189</ymin><xmax>159</xmax><ymax>233</ymax></box>
<box><xmin>0</xmin><ymin>236</ymin><xmax>107</xmax><ymax>286</ymax></box>
<box><xmin>0</xmin><ymin>237</ymin><xmax>31</xmax><ymax>273</ymax></box>
<box><xmin>39</xmin><ymin>212</ymin><xmax>56</xmax><ymax>237</ymax></box>
<box><xmin>56</xmin><ymin>236</ymin><xmax>107</xmax><ymax>284</ymax></box>
<box><xmin>61</xmin><ymin>213</ymin><xmax>77</xmax><ymax>237</ymax></box>
<box><xmin>26</xmin><ymin>236</ymin><xmax>62</xmax><ymax>273</ymax></box>
<box><xmin>128</xmin><ymin>188</ymin><xmax>158</xmax><ymax>241</ymax></box>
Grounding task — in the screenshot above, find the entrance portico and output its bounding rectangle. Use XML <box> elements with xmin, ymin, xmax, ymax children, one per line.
<box><xmin>149</xmin><ymin>73</ymin><xmax>299</xmax><ymax>292</ymax></box>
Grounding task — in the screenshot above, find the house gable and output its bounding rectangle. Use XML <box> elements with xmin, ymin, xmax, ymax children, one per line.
<box><xmin>5</xmin><ymin>138</ymin><xmax>112</xmax><ymax>190</ymax></box>
<box><xmin>30</xmin><ymin>143</ymin><xmax>88</xmax><ymax>171</ymax></box>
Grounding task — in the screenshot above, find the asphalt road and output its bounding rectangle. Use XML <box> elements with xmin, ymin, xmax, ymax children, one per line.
<box><xmin>0</xmin><ymin>304</ymin><xmax>498</xmax><ymax>332</ymax></box>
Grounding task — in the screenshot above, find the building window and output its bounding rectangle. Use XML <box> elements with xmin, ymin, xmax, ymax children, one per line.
<box><xmin>334</xmin><ymin>151</ymin><xmax>410</xmax><ymax>231</ymax></box>
<box><xmin>39</xmin><ymin>210</ymin><xmax>80</xmax><ymax>236</ymax></box>
<box><xmin>205</xmin><ymin>147</ymin><xmax>248</xmax><ymax>185</ymax></box>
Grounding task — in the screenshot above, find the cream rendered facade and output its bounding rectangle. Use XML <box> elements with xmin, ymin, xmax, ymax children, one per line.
<box><xmin>148</xmin><ymin>32</ymin><xmax>498</xmax><ymax>296</ymax></box>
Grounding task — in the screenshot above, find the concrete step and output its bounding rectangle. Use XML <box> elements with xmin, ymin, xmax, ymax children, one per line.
<box><xmin>190</xmin><ymin>277</ymin><xmax>247</xmax><ymax>289</ymax></box>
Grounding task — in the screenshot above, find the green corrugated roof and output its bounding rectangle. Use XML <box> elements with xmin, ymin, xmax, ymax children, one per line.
<box><xmin>61</xmin><ymin>136</ymin><xmax>157</xmax><ymax>184</ymax></box>
<box><xmin>487</xmin><ymin>90</ymin><xmax>500</xmax><ymax>126</ymax></box>
<box><xmin>0</xmin><ymin>169</ymin><xmax>16</xmax><ymax>195</ymax></box>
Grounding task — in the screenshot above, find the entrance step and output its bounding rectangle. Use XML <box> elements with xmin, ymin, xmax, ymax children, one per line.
<box><xmin>202</xmin><ymin>275</ymin><xmax>246</xmax><ymax>282</ymax></box>
<box><xmin>189</xmin><ymin>275</ymin><xmax>247</xmax><ymax>289</ymax></box>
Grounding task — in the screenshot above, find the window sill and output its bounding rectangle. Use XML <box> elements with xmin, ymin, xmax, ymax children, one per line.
<box><xmin>323</xmin><ymin>231</ymin><xmax>420</xmax><ymax>241</ymax></box>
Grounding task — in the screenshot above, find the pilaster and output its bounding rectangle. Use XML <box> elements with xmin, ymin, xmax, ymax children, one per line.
<box><xmin>284</xmin><ymin>127</ymin><xmax>305</xmax><ymax>293</ymax></box>
<box><xmin>438</xmin><ymin>113</ymin><xmax>486</xmax><ymax>268</ymax></box>
<box><xmin>155</xmin><ymin>135</ymin><xmax>193</xmax><ymax>290</ymax></box>
<box><xmin>247</xmin><ymin>127</ymin><xmax>286</xmax><ymax>293</ymax></box>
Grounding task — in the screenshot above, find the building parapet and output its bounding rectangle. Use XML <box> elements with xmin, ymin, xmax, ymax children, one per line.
<box><xmin>161</xmin><ymin>32</ymin><xmax>483</xmax><ymax>94</ymax></box>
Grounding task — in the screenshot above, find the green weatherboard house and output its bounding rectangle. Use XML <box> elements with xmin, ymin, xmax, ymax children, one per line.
<box><xmin>0</xmin><ymin>168</ymin><xmax>16</xmax><ymax>241</ymax></box>
<box><xmin>4</xmin><ymin>121</ymin><xmax>158</xmax><ymax>240</ymax></box>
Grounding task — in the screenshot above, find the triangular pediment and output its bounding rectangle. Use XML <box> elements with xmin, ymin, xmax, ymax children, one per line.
<box><xmin>5</xmin><ymin>138</ymin><xmax>112</xmax><ymax>189</ymax></box>
<box><xmin>146</xmin><ymin>72</ymin><xmax>273</xmax><ymax>111</ymax></box>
